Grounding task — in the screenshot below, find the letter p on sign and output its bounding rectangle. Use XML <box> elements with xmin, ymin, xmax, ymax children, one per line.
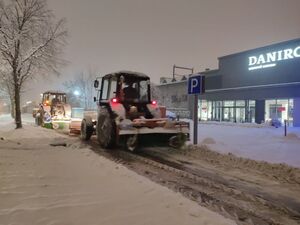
<box><xmin>188</xmin><ymin>75</ymin><xmax>205</xmax><ymax>95</ymax></box>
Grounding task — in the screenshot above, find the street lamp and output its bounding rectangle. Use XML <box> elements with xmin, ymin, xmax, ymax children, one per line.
<box><xmin>73</xmin><ymin>90</ymin><xmax>80</xmax><ymax>96</ymax></box>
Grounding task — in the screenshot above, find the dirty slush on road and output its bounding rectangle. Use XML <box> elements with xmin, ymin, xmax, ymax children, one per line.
<box><xmin>78</xmin><ymin>137</ymin><xmax>300</xmax><ymax>225</ymax></box>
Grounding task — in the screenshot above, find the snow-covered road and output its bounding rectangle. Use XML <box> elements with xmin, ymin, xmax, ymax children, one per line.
<box><xmin>4</xmin><ymin>114</ymin><xmax>300</xmax><ymax>168</ymax></box>
<box><xmin>0</xmin><ymin>114</ymin><xmax>235</xmax><ymax>225</ymax></box>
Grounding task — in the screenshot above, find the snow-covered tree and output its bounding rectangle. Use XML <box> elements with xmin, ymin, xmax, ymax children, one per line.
<box><xmin>0</xmin><ymin>68</ymin><xmax>15</xmax><ymax>117</ymax></box>
<box><xmin>0</xmin><ymin>0</ymin><xmax>67</xmax><ymax>128</ymax></box>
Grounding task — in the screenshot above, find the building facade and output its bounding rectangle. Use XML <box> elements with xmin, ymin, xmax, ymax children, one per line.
<box><xmin>157</xmin><ymin>80</ymin><xmax>191</xmax><ymax>118</ymax></box>
<box><xmin>158</xmin><ymin>38</ymin><xmax>300</xmax><ymax>126</ymax></box>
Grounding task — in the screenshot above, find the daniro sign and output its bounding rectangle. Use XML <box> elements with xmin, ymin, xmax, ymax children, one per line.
<box><xmin>248</xmin><ymin>46</ymin><xmax>300</xmax><ymax>71</ymax></box>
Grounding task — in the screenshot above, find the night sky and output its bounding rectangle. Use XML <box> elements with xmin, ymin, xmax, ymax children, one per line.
<box><xmin>24</xmin><ymin>0</ymin><xmax>300</xmax><ymax>102</ymax></box>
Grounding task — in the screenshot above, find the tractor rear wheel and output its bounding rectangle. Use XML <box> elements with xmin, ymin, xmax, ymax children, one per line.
<box><xmin>35</xmin><ymin>114</ymin><xmax>42</xmax><ymax>126</ymax></box>
<box><xmin>96</xmin><ymin>108</ymin><xmax>116</xmax><ymax>149</ymax></box>
<box><xmin>81</xmin><ymin>116</ymin><xmax>94</xmax><ymax>141</ymax></box>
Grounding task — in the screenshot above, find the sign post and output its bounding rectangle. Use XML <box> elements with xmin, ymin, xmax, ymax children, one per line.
<box><xmin>193</xmin><ymin>94</ymin><xmax>198</xmax><ymax>145</ymax></box>
<box><xmin>188</xmin><ymin>75</ymin><xmax>205</xmax><ymax>145</ymax></box>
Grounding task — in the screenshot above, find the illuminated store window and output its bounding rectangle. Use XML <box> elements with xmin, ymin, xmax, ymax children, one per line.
<box><xmin>223</xmin><ymin>101</ymin><xmax>235</xmax><ymax>122</ymax></box>
<box><xmin>207</xmin><ymin>101</ymin><xmax>212</xmax><ymax>120</ymax></box>
<box><xmin>214</xmin><ymin>101</ymin><xmax>223</xmax><ymax>121</ymax></box>
<box><xmin>199</xmin><ymin>100</ymin><xmax>207</xmax><ymax>121</ymax></box>
<box><xmin>265</xmin><ymin>99</ymin><xmax>277</xmax><ymax>123</ymax></box>
<box><xmin>265</xmin><ymin>99</ymin><xmax>291</xmax><ymax>126</ymax></box>
<box><xmin>223</xmin><ymin>101</ymin><xmax>234</xmax><ymax>107</ymax></box>
<box><xmin>199</xmin><ymin>100</ymin><xmax>212</xmax><ymax>121</ymax></box>
<box><xmin>198</xmin><ymin>100</ymin><xmax>258</xmax><ymax>124</ymax></box>
<box><xmin>248</xmin><ymin>100</ymin><xmax>256</xmax><ymax>123</ymax></box>
<box><xmin>236</xmin><ymin>100</ymin><xmax>246</xmax><ymax>123</ymax></box>
<box><xmin>288</xmin><ymin>99</ymin><xmax>294</xmax><ymax>126</ymax></box>
<box><xmin>277</xmin><ymin>99</ymin><xmax>289</xmax><ymax>124</ymax></box>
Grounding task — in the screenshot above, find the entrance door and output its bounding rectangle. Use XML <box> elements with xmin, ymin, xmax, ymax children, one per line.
<box><xmin>223</xmin><ymin>107</ymin><xmax>234</xmax><ymax>122</ymax></box>
<box><xmin>236</xmin><ymin>107</ymin><xmax>245</xmax><ymax>123</ymax></box>
<box><xmin>269</xmin><ymin>104</ymin><xmax>282</xmax><ymax>120</ymax></box>
<box><xmin>249</xmin><ymin>107</ymin><xmax>255</xmax><ymax>123</ymax></box>
<box><xmin>213</xmin><ymin>101</ymin><xmax>222</xmax><ymax>121</ymax></box>
<box><xmin>265</xmin><ymin>99</ymin><xmax>290</xmax><ymax>125</ymax></box>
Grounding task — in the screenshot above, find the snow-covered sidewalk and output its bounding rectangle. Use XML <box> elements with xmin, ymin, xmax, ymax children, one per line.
<box><xmin>189</xmin><ymin>121</ymin><xmax>300</xmax><ymax>168</ymax></box>
<box><xmin>0</xmin><ymin>115</ymin><xmax>235</xmax><ymax>225</ymax></box>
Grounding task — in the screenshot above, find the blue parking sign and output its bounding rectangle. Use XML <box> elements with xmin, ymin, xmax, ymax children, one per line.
<box><xmin>188</xmin><ymin>75</ymin><xmax>205</xmax><ymax>94</ymax></box>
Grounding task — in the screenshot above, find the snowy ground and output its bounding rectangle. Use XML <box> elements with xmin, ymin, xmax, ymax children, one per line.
<box><xmin>0</xmin><ymin>114</ymin><xmax>235</xmax><ymax>225</ymax></box>
<box><xmin>188</xmin><ymin>120</ymin><xmax>300</xmax><ymax>168</ymax></box>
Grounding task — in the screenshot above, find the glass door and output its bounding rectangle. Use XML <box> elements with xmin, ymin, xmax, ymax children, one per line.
<box><xmin>223</xmin><ymin>107</ymin><xmax>234</xmax><ymax>122</ymax></box>
<box><xmin>249</xmin><ymin>100</ymin><xmax>255</xmax><ymax>123</ymax></box>
<box><xmin>288</xmin><ymin>99</ymin><xmax>294</xmax><ymax>126</ymax></box>
<box><xmin>236</xmin><ymin>107</ymin><xmax>245</xmax><ymax>123</ymax></box>
<box><xmin>265</xmin><ymin>99</ymin><xmax>289</xmax><ymax>125</ymax></box>
<box><xmin>236</xmin><ymin>100</ymin><xmax>246</xmax><ymax>123</ymax></box>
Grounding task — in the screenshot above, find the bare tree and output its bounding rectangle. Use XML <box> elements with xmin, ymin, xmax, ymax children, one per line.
<box><xmin>63</xmin><ymin>70</ymin><xmax>96</xmax><ymax>110</ymax></box>
<box><xmin>0</xmin><ymin>0</ymin><xmax>67</xmax><ymax>128</ymax></box>
<box><xmin>0</xmin><ymin>79</ymin><xmax>14</xmax><ymax>117</ymax></box>
<box><xmin>0</xmin><ymin>68</ymin><xmax>15</xmax><ymax>116</ymax></box>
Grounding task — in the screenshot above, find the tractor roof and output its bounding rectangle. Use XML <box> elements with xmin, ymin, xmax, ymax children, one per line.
<box><xmin>103</xmin><ymin>70</ymin><xmax>150</xmax><ymax>80</ymax></box>
<box><xmin>43</xmin><ymin>91</ymin><xmax>66</xmax><ymax>95</ymax></box>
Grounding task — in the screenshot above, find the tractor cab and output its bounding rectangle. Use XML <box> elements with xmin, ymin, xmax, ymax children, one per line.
<box><xmin>38</xmin><ymin>91</ymin><xmax>70</xmax><ymax>119</ymax></box>
<box><xmin>42</xmin><ymin>91</ymin><xmax>67</xmax><ymax>107</ymax></box>
<box><xmin>95</xmin><ymin>71</ymin><xmax>156</xmax><ymax>120</ymax></box>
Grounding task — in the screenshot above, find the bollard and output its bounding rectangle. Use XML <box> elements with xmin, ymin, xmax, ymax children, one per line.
<box><xmin>284</xmin><ymin>119</ymin><xmax>287</xmax><ymax>137</ymax></box>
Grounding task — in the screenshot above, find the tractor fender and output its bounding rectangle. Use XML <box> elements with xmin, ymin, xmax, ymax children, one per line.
<box><xmin>146</xmin><ymin>104</ymin><xmax>161</xmax><ymax>118</ymax></box>
<box><xmin>109</xmin><ymin>102</ymin><xmax>126</xmax><ymax>120</ymax></box>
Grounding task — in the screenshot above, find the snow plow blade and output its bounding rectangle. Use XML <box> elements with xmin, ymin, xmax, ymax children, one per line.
<box><xmin>118</xmin><ymin>118</ymin><xmax>189</xmax><ymax>149</ymax></box>
<box><xmin>43</xmin><ymin>120</ymin><xmax>71</xmax><ymax>130</ymax></box>
<box><xmin>118</xmin><ymin>118</ymin><xmax>189</xmax><ymax>135</ymax></box>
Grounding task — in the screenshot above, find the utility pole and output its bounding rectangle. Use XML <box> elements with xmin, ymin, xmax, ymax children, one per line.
<box><xmin>173</xmin><ymin>65</ymin><xmax>194</xmax><ymax>81</ymax></box>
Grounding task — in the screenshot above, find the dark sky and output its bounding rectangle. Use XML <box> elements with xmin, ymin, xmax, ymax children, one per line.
<box><xmin>25</xmin><ymin>0</ymin><xmax>300</xmax><ymax>102</ymax></box>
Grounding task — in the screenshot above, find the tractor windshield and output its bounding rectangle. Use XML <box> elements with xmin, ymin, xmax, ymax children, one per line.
<box><xmin>43</xmin><ymin>93</ymin><xmax>66</xmax><ymax>105</ymax></box>
<box><xmin>120</xmin><ymin>78</ymin><xmax>150</xmax><ymax>103</ymax></box>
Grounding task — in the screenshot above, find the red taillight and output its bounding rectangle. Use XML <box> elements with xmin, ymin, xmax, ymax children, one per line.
<box><xmin>111</xmin><ymin>98</ymin><xmax>118</xmax><ymax>103</ymax></box>
<box><xmin>152</xmin><ymin>100</ymin><xmax>157</xmax><ymax>105</ymax></box>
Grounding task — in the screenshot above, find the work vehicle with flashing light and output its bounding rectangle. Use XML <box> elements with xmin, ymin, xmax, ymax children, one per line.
<box><xmin>35</xmin><ymin>91</ymin><xmax>71</xmax><ymax>129</ymax></box>
<box><xmin>79</xmin><ymin>71</ymin><xmax>189</xmax><ymax>151</ymax></box>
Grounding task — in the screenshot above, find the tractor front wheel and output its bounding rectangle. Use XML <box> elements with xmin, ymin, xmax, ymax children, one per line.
<box><xmin>81</xmin><ymin>116</ymin><xmax>94</xmax><ymax>141</ymax></box>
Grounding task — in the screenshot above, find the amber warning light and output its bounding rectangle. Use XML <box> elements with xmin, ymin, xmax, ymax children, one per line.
<box><xmin>44</xmin><ymin>100</ymin><xmax>50</xmax><ymax>106</ymax></box>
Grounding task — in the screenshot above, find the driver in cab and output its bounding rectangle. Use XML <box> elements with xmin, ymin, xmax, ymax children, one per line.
<box><xmin>123</xmin><ymin>80</ymin><xmax>138</xmax><ymax>101</ymax></box>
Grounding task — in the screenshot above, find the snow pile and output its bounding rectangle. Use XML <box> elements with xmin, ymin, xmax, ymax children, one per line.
<box><xmin>187</xmin><ymin>144</ymin><xmax>300</xmax><ymax>185</ymax></box>
<box><xmin>201</xmin><ymin>137</ymin><xmax>216</xmax><ymax>145</ymax></box>
<box><xmin>285</xmin><ymin>132</ymin><xmax>300</xmax><ymax>140</ymax></box>
<box><xmin>0</xmin><ymin>114</ymin><xmax>14</xmax><ymax>127</ymax></box>
<box><xmin>199</xmin><ymin>120</ymin><xmax>272</xmax><ymax>128</ymax></box>
<box><xmin>188</xmin><ymin>121</ymin><xmax>300</xmax><ymax>168</ymax></box>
